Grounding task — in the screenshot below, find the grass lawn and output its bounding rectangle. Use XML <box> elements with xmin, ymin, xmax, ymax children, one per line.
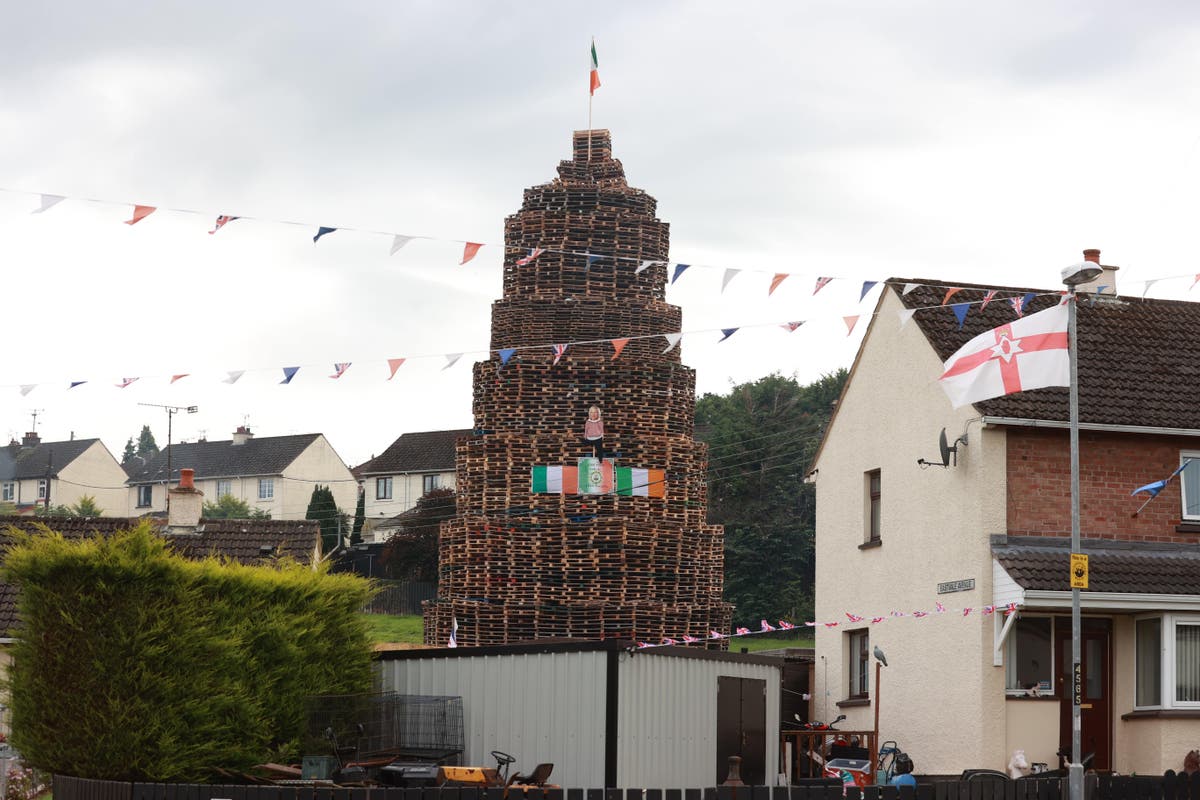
<box><xmin>361</xmin><ymin>613</ymin><xmax>814</xmax><ymax>652</ymax></box>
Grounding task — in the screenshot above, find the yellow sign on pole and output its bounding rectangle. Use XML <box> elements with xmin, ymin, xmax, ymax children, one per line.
<box><xmin>1070</xmin><ymin>553</ymin><xmax>1089</xmax><ymax>589</ymax></box>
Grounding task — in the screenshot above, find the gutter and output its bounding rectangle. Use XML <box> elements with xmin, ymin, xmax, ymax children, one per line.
<box><xmin>981</xmin><ymin>416</ymin><xmax>1200</xmax><ymax>438</ymax></box>
<box><xmin>1021</xmin><ymin>590</ymin><xmax>1200</xmax><ymax>612</ymax></box>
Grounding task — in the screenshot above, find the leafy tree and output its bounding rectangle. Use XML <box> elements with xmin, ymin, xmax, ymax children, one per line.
<box><xmin>202</xmin><ymin>494</ymin><xmax>270</xmax><ymax>519</ymax></box>
<box><xmin>121</xmin><ymin>438</ymin><xmax>137</xmax><ymax>465</ymax></box>
<box><xmin>306</xmin><ymin>485</ymin><xmax>343</xmax><ymax>554</ymax></box>
<box><xmin>70</xmin><ymin>495</ymin><xmax>103</xmax><ymax>517</ymax></box>
<box><xmin>380</xmin><ymin>487</ymin><xmax>455</xmax><ymax>583</ymax></box>
<box><xmin>136</xmin><ymin>425</ymin><xmax>159</xmax><ymax>458</ymax></box>
<box><xmin>33</xmin><ymin>504</ymin><xmax>75</xmax><ymax>517</ymax></box>
<box><xmin>351</xmin><ymin>488</ymin><xmax>366</xmax><ymax>546</ymax></box>
<box><xmin>695</xmin><ymin>370</ymin><xmax>848</xmax><ymax>627</ymax></box>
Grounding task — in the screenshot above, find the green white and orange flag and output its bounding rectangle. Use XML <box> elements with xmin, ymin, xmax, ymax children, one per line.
<box><xmin>590</xmin><ymin>38</ymin><xmax>601</xmax><ymax>95</ymax></box>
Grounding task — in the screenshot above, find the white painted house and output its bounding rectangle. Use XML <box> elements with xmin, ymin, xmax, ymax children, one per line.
<box><xmin>0</xmin><ymin>432</ymin><xmax>128</xmax><ymax>515</ymax></box>
<box><xmin>353</xmin><ymin>428</ymin><xmax>468</xmax><ymax>541</ymax></box>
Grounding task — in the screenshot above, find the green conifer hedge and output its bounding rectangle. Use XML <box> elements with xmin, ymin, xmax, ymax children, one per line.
<box><xmin>2</xmin><ymin>524</ymin><xmax>374</xmax><ymax>782</ymax></box>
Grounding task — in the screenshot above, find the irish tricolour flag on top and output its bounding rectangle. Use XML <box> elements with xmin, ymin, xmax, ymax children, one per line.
<box><xmin>938</xmin><ymin>301</ymin><xmax>1070</xmax><ymax>408</ymax></box>
<box><xmin>590</xmin><ymin>38</ymin><xmax>601</xmax><ymax>95</ymax></box>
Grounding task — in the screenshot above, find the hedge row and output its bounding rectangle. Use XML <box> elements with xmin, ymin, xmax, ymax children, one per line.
<box><xmin>3</xmin><ymin>524</ymin><xmax>375</xmax><ymax>782</ymax></box>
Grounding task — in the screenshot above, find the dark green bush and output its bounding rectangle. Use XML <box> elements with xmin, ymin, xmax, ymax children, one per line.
<box><xmin>2</xmin><ymin>523</ymin><xmax>374</xmax><ymax>781</ymax></box>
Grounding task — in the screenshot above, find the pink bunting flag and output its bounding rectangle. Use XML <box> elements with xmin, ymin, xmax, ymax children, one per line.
<box><xmin>610</xmin><ymin>338</ymin><xmax>630</xmax><ymax>360</ymax></box>
<box><xmin>781</xmin><ymin>321</ymin><xmax>803</xmax><ymax>332</ymax></box>
<box><xmin>769</xmin><ymin>273</ymin><xmax>789</xmax><ymax>295</ymax></box>
<box><xmin>330</xmin><ymin>362</ymin><xmax>351</xmax><ymax>379</ymax></box>
<box><xmin>846</xmin><ymin>613</ymin><xmax>864</xmax><ymax>622</ymax></box>
<box><xmin>551</xmin><ymin>343</ymin><xmax>568</xmax><ymax>365</ymax></box>
<box><xmin>942</xmin><ymin>287</ymin><xmax>963</xmax><ymax>305</ymax></box>
<box><xmin>387</xmin><ymin>358</ymin><xmax>406</xmax><ymax>380</ymax></box>
<box><xmin>1004</xmin><ymin>602</ymin><xmax>1018</xmax><ymax>616</ymax></box>
<box><xmin>760</xmin><ymin>619</ymin><xmax>776</xmax><ymax>632</ymax></box>
<box><xmin>805</xmin><ymin>622</ymin><xmax>817</xmax><ymax>627</ymax></box>
<box><xmin>980</xmin><ymin>289</ymin><xmax>998</xmax><ymax>310</ymax></box>
<box><xmin>843</xmin><ymin>315</ymin><xmax>860</xmax><ymax>335</ymax></box>
<box><xmin>116</xmin><ymin>377</ymin><xmax>139</xmax><ymax>389</ymax></box>
<box><xmin>1192</xmin><ymin>274</ymin><xmax>1200</xmax><ymax>290</ymax></box>
<box><xmin>170</xmin><ymin>374</ymin><xmax>189</xmax><ymax>384</ymax></box>
<box><xmin>710</xmin><ymin>630</ymin><xmax>726</xmax><ymax>639</ymax></box>
<box><xmin>962</xmin><ymin>608</ymin><xmax>972</xmax><ymax>617</ymax></box>
<box><xmin>870</xmin><ymin>617</ymin><xmax>885</xmax><ymax>624</ymax></box>
<box><xmin>982</xmin><ymin>605</ymin><xmax>996</xmax><ymax>615</ymax></box>
<box><xmin>823</xmin><ymin>622</ymin><xmax>839</xmax><ymax>628</ymax></box>
<box><xmin>682</xmin><ymin>634</ymin><xmax>699</xmax><ymax>644</ymax></box>
<box><xmin>637</xmin><ymin>642</ymin><xmax>651</xmax><ymax>649</ymax></box>
<box><xmin>935</xmin><ymin>602</ymin><xmax>946</xmax><ymax>613</ymax></box>
<box><xmin>813</xmin><ymin>276</ymin><xmax>833</xmax><ymax>295</ymax></box>
<box><xmin>912</xmin><ymin>610</ymin><xmax>928</xmax><ymax>618</ymax></box>
<box><xmin>735</xmin><ymin>627</ymin><xmax>751</xmax><ymax>636</ymax></box>
<box><xmin>516</xmin><ymin>247</ymin><xmax>545</xmax><ymax>266</ymax></box>
<box><xmin>209</xmin><ymin>215</ymin><xmax>238</xmax><ymax>234</ymax></box>
<box><xmin>890</xmin><ymin>611</ymin><xmax>905</xmax><ymax>618</ymax></box>
<box><xmin>662</xmin><ymin>638</ymin><xmax>677</xmax><ymax>646</ymax></box>
<box><xmin>461</xmin><ymin>242</ymin><xmax>483</xmax><ymax>265</ymax></box>
<box><xmin>125</xmin><ymin>205</ymin><xmax>156</xmax><ymax>225</ymax></box>
<box><xmin>778</xmin><ymin>621</ymin><xmax>796</xmax><ymax>630</ymax></box>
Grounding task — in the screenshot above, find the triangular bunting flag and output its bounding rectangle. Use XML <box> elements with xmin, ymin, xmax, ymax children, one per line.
<box><xmin>897</xmin><ymin>308</ymin><xmax>917</xmax><ymax>328</ymax></box>
<box><xmin>223</xmin><ymin>371</ymin><xmax>244</xmax><ymax>384</ymax></box>
<box><xmin>280</xmin><ymin>367</ymin><xmax>300</xmax><ymax>384</ymax></box>
<box><xmin>781</xmin><ymin>321</ymin><xmax>803</xmax><ymax>332</ymax></box>
<box><xmin>860</xmin><ymin>281</ymin><xmax>878</xmax><ymax>301</ymax></box>
<box><xmin>516</xmin><ymin>248</ymin><xmax>545</xmax><ymax>266</ymax></box>
<box><xmin>551</xmin><ymin>344</ymin><xmax>568</xmax><ymax>365</ymax></box>
<box><xmin>461</xmin><ymin>242</ymin><xmax>483</xmax><ymax>265</ymax></box>
<box><xmin>902</xmin><ymin>282</ymin><xmax>919</xmax><ymax>295</ymax></box>
<box><xmin>387</xmin><ymin>358</ymin><xmax>406</xmax><ymax>379</ymax></box>
<box><xmin>116</xmin><ymin>377</ymin><xmax>139</xmax><ymax>389</ymax></box>
<box><xmin>718</xmin><ymin>327</ymin><xmax>739</xmax><ymax>342</ymax></box>
<box><xmin>636</xmin><ymin>259</ymin><xmax>662</xmax><ymax>274</ymax></box>
<box><xmin>951</xmin><ymin>302</ymin><xmax>970</xmax><ymax>329</ymax></box>
<box><xmin>124</xmin><ymin>205</ymin><xmax>156</xmax><ymax>225</ymax></box>
<box><xmin>662</xmin><ymin>333</ymin><xmax>682</xmax><ymax>353</ymax></box>
<box><xmin>585</xmin><ymin>254</ymin><xmax>601</xmax><ymax>270</ymax></box>
<box><xmin>671</xmin><ymin>264</ymin><xmax>691</xmax><ymax>284</ymax></box>
<box><xmin>32</xmin><ymin>194</ymin><xmax>65</xmax><ymax>214</ymax></box>
<box><xmin>721</xmin><ymin>268</ymin><xmax>741</xmax><ymax>293</ymax></box>
<box><xmin>980</xmin><ymin>289</ymin><xmax>998</xmax><ymax>310</ymax></box>
<box><xmin>209</xmin><ymin>215</ymin><xmax>239</xmax><ymax>234</ymax></box>
<box><xmin>19</xmin><ymin>385</ymin><xmax>35</xmax><ymax>397</ymax></box>
<box><xmin>313</xmin><ymin>226</ymin><xmax>337</xmax><ymax>243</ymax></box>
<box><xmin>170</xmin><ymin>374</ymin><xmax>189</xmax><ymax>384</ymax></box>
<box><xmin>814</xmin><ymin>277</ymin><xmax>833</xmax><ymax>295</ymax></box>
<box><xmin>1010</xmin><ymin>292</ymin><xmax>1035</xmax><ymax>317</ymax></box>
<box><xmin>610</xmin><ymin>338</ymin><xmax>630</xmax><ymax>360</ymax></box>
<box><xmin>389</xmin><ymin>235</ymin><xmax>414</xmax><ymax>255</ymax></box>
<box><xmin>843</xmin><ymin>315</ymin><xmax>860</xmax><ymax>335</ymax></box>
<box><xmin>330</xmin><ymin>362</ymin><xmax>351</xmax><ymax>379</ymax></box>
<box><xmin>497</xmin><ymin>348</ymin><xmax>516</xmax><ymax>367</ymax></box>
<box><xmin>69</xmin><ymin>381</ymin><xmax>86</xmax><ymax>389</ymax></box>
<box><xmin>768</xmin><ymin>273</ymin><xmax>789</xmax><ymax>296</ymax></box>
<box><xmin>1192</xmin><ymin>274</ymin><xmax>1200</xmax><ymax>291</ymax></box>
<box><xmin>443</xmin><ymin>353</ymin><xmax>463</xmax><ymax>370</ymax></box>
<box><xmin>942</xmin><ymin>288</ymin><xmax>963</xmax><ymax>305</ymax></box>
<box><xmin>1142</xmin><ymin>279</ymin><xmax>1159</xmax><ymax>298</ymax></box>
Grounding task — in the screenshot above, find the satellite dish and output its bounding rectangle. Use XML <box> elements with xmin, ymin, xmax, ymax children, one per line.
<box><xmin>938</xmin><ymin>428</ymin><xmax>952</xmax><ymax>467</ymax></box>
<box><xmin>918</xmin><ymin>426</ymin><xmax>964</xmax><ymax>468</ymax></box>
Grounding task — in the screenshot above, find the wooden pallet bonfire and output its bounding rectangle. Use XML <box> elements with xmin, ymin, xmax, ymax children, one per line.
<box><xmin>424</xmin><ymin>129</ymin><xmax>732</xmax><ymax>647</ymax></box>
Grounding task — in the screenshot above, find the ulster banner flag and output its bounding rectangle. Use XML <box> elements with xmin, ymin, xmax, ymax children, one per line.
<box><xmin>938</xmin><ymin>302</ymin><xmax>1069</xmax><ymax>408</ymax></box>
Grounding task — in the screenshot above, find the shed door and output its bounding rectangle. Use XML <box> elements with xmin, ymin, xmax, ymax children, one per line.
<box><xmin>717</xmin><ymin>676</ymin><xmax>767</xmax><ymax>785</ymax></box>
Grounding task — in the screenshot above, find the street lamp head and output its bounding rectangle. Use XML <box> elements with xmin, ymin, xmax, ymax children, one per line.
<box><xmin>1061</xmin><ymin>262</ymin><xmax>1102</xmax><ymax>288</ymax></box>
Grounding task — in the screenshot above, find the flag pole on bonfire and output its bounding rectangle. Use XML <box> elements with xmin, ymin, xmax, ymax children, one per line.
<box><xmin>588</xmin><ymin>37</ymin><xmax>600</xmax><ymax>161</ymax></box>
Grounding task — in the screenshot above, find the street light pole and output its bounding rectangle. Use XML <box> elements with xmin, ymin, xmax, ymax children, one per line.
<box><xmin>137</xmin><ymin>403</ymin><xmax>198</xmax><ymax>512</ymax></box>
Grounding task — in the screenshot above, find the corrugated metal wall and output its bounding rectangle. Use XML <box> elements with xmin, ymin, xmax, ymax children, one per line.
<box><xmin>376</xmin><ymin>651</ymin><xmax>608</xmax><ymax>788</ymax></box>
<box><xmin>616</xmin><ymin>651</ymin><xmax>781</xmax><ymax>788</ymax></box>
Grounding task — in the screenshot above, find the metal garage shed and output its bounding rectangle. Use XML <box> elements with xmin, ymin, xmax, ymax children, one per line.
<box><xmin>375</xmin><ymin>640</ymin><xmax>781</xmax><ymax>789</ymax></box>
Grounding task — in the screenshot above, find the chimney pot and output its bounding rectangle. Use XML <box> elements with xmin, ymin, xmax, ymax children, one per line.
<box><xmin>21</xmin><ymin>432</ymin><xmax>40</xmax><ymax>448</ymax></box>
<box><xmin>231</xmin><ymin>426</ymin><xmax>253</xmax><ymax>446</ymax></box>
<box><xmin>1083</xmin><ymin>249</ymin><xmax>1101</xmax><ymax>263</ymax></box>
<box><xmin>179</xmin><ymin>468</ymin><xmax>195</xmax><ymax>490</ymax></box>
<box><xmin>1075</xmin><ymin>248</ymin><xmax>1119</xmax><ymax>294</ymax></box>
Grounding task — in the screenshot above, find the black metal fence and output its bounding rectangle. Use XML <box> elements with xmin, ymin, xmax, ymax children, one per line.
<box><xmin>49</xmin><ymin>772</ymin><xmax>1200</xmax><ymax>800</ymax></box>
<box><xmin>364</xmin><ymin>581</ymin><xmax>436</xmax><ymax>616</ymax></box>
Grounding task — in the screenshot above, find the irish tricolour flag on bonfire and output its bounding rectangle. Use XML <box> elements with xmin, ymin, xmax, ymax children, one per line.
<box><xmin>532</xmin><ymin>459</ymin><xmax>664</xmax><ymax>497</ymax></box>
<box><xmin>938</xmin><ymin>301</ymin><xmax>1070</xmax><ymax>408</ymax></box>
<box><xmin>590</xmin><ymin>38</ymin><xmax>601</xmax><ymax>95</ymax></box>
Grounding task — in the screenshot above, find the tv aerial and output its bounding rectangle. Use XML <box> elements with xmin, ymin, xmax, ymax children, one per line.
<box><xmin>917</xmin><ymin>427</ymin><xmax>968</xmax><ymax>468</ymax></box>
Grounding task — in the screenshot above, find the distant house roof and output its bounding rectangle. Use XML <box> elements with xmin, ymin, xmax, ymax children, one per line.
<box><xmin>0</xmin><ymin>439</ymin><xmax>102</xmax><ymax>481</ymax></box>
<box><xmin>994</xmin><ymin>536</ymin><xmax>1200</xmax><ymax>595</ymax></box>
<box><xmin>0</xmin><ymin>515</ymin><xmax>321</xmax><ymax>635</ymax></box>
<box><xmin>354</xmin><ymin>429</ymin><xmax>470</xmax><ymax>477</ymax></box>
<box><xmin>896</xmin><ymin>280</ymin><xmax>1200</xmax><ymax>429</ymax></box>
<box><xmin>124</xmin><ymin>433</ymin><xmax>322</xmax><ymax>484</ymax></box>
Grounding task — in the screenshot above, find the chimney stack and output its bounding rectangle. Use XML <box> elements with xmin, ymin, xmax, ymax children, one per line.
<box><xmin>1076</xmin><ymin>248</ymin><xmax>1119</xmax><ymax>295</ymax></box>
<box><xmin>21</xmin><ymin>432</ymin><xmax>40</xmax><ymax>448</ymax></box>
<box><xmin>231</xmin><ymin>426</ymin><xmax>253</xmax><ymax>446</ymax></box>
<box><xmin>167</xmin><ymin>467</ymin><xmax>203</xmax><ymax>530</ymax></box>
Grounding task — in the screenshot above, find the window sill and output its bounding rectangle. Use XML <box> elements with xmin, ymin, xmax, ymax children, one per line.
<box><xmin>1174</xmin><ymin>523</ymin><xmax>1200</xmax><ymax>534</ymax></box>
<box><xmin>858</xmin><ymin>540</ymin><xmax>882</xmax><ymax>551</ymax></box>
<box><xmin>837</xmin><ymin>697</ymin><xmax>871</xmax><ymax>708</ymax></box>
<box><xmin>1005</xmin><ymin>694</ymin><xmax>1058</xmax><ymax>701</ymax></box>
<box><xmin>1121</xmin><ymin>709</ymin><xmax>1200</xmax><ymax>720</ymax></box>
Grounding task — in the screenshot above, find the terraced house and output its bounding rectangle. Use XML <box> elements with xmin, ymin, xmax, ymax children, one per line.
<box><xmin>810</xmin><ymin>251</ymin><xmax>1200</xmax><ymax>776</ymax></box>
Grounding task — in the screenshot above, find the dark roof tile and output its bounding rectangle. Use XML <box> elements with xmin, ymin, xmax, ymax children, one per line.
<box><xmin>0</xmin><ymin>439</ymin><xmax>103</xmax><ymax>481</ymax></box>
<box><xmin>354</xmin><ymin>429</ymin><xmax>470</xmax><ymax>476</ymax></box>
<box><xmin>995</xmin><ymin>539</ymin><xmax>1200</xmax><ymax>594</ymax></box>
<box><xmin>124</xmin><ymin>433</ymin><xmax>322</xmax><ymax>484</ymax></box>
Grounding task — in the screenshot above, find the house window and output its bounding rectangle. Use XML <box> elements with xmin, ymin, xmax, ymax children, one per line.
<box><xmin>376</xmin><ymin>477</ymin><xmax>393</xmax><ymax>500</ymax></box>
<box><xmin>1181</xmin><ymin>453</ymin><xmax>1200</xmax><ymax>520</ymax></box>
<box><xmin>865</xmin><ymin>470</ymin><xmax>881</xmax><ymax>543</ymax></box>
<box><xmin>258</xmin><ymin>478</ymin><xmax>274</xmax><ymax>500</ymax></box>
<box><xmin>1005</xmin><ymin>616</ymin><xmax>1053</xmax><ymax>694</ymax></box>
<box><xmin>847</xmin><ymin>629</ymin><xmax>870</xmax><ymax>699</ymax></box>
<box><xmin>1</xmin><ymin>483</ymin><xmax>12</xmax><ymax>502</ymax></box>
<box><xmin>37</xmin><ymin>479</ymin><xmax>48</xmax><ymax>500</ymax></box>
<box><xmin>423</xmin><ymin>474</ymin><xmax>441</xmax><ymax>493</ymax></box>
<box><xmin>136</xmin><ymin>485</ymin><xmax>153</xmax><ymax>508</ymax></box>
<box><xmin>216</xmin><ymin>479</ymin><xmax>232</xmax><ymax>498</ymax></box>
<box><xmin>1134</xmin><ymin>614</ymin><xmax>1200</xmax><ymax>709</ymax></box>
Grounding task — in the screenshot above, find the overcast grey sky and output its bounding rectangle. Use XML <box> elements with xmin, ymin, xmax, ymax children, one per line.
<box><xmin>3</xmin><ymin>1</ymin><xmax>1200</xmax><ymax>469</ymax></box>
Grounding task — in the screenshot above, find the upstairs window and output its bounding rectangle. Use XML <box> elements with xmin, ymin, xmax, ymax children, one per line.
<box><xmin>258</xmin><ymin>478</ymin><xmax>274</xmax><ymax>500</ymax></box>
<box><xmin>423</xmin><ymin>474</ymin><xmax>441</xmax><ymax>494</ymax></box>
<box><xmin>136</xmin><ymin>485</ymin><xmax>153</xmax><ymax>508</ymax></box>
<box><xmin>37</xmin><ymin>479</ymin><xmax>48</xmax><ymax>500</ymax></box>
<box><xmin>376</xmin><ymin>477</ymin><xmax>393</xmax><ymax>500</ymax></box>
<box><xmin>1181</xmin><ymin>454</ymin><xmax>1200</xmax><ymax>520</ymax></box>
<box><xmin>865</xmin><ymin>470</ymin><xmax>881</xmax><ymax>543</ymax></box>
<box><xmin>216</xmin><ymin>479</ymin><xmax>232</xmax><ymax>499</ymax></box>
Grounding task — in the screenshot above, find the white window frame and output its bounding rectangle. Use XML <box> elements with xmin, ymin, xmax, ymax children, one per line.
<box><xmin>1134</xmin><ymin>612</ymin><xmax>1200</xmax><ymax>710</ymax></box>
<box><xmin>258</xmin><ymin>478</ymin><xmax>274</xmax><ymax>501</ymax></box>
<box><xmin>1</xmin><ymin>482</ymin><xmax>12</xmax><ymax>502</ymax></box>
<box><xmin>37</xmin><ymin>479</ymin><xmax>48</xmax><ymax>500</ymax></box>
<box><xmin>1181</xmin><ymin>451</ymin><xmax>1200</xmax><ymax>521</ymax></box>
<box><xmin>216</xmin><ymin>479</ymin><xmax>233</xmax><ymax>499</ymax></box>
<box><xmin>137</xmin><ymin>485</ymin><xmax>153</xmax><ymax>508</ymax></box>
<box><xmin>376</xmin><ymin>477</ymin><xmax>393</xmax><ymax>501</ymax></box>
<box><xmin>423</xmin><ymin>474</ymin><xmax>441</xmax><ymax>493</ymax></box>
<box><xmin>1004</xmin><ymin>614</ymin><xmax>1055</xmax><ymax>696</ymax></box>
